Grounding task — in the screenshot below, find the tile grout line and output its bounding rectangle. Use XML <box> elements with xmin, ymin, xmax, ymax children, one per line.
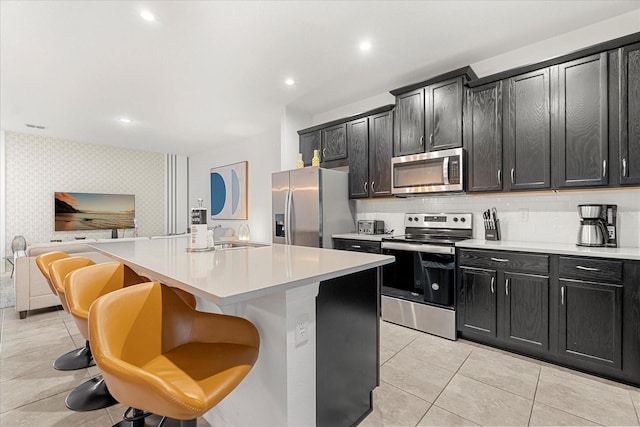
<box><xmin>526</xmin><ymin>365</ymin><xmax>542</xmax><ymax>426</ymax></box>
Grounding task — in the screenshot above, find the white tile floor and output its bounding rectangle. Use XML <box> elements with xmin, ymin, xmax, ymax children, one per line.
<box><xmin>1</xmin><ymin>304</ymin><xmax>639</xmax><ymax>426</ymax></box>
<box><xmin>364</xmin><ymin>321</ymin><xmax>640</xmax><ymax>426</ymax></box>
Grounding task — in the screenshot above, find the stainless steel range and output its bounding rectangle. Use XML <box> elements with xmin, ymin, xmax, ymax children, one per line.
<box><xmin>381</xmin><ymin>213</ymin><xmax>473</xmax><ymax>340</ymax></box>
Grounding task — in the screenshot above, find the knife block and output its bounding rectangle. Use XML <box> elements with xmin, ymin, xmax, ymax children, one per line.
<box><xmin>485</xmin><ymin>219</ymin><xmax>500</xmax><ymax>241</ymax></box>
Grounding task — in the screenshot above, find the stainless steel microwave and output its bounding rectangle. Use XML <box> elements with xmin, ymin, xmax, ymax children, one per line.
<box><xmin>391</xmin><ymin>147</ymin><xmax>464</xmax><ymax>195</ymax></box>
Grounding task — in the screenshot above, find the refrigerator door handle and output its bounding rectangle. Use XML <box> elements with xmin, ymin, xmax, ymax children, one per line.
<box><xmin>285</xmin><ymin>189</ymin><xmax>294</xmax><ymax>245</ymax></box>
<box><xmin>284</xmin><ymin>189</ymin><xmax>291</xmax><ymax>245</ymax></box>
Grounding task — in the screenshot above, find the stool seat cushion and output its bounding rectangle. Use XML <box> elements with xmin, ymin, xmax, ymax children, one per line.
<box><xmin>90</xmin><ymin>282</ymin><xmax>259</xmax><ymax>420</ymax></box>
<box><xmin>35</xmin><ymin>251</ymin><xmax>70</xmax><ymax>296</ymax></box>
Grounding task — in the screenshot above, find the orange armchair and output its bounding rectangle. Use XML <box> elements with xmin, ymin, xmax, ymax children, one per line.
<box><xmin>89</xmin><ymin>281</ymin><xmax>260</xmax><ymax>425</ymax></box>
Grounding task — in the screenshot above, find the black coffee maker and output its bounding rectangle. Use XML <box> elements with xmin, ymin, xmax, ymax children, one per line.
<box><xmin>577</xmin><ymin>204</ymin><xmax>617</xmax><ymax>247</ymax></box>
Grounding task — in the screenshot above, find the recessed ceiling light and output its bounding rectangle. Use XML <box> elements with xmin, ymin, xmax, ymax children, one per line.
<box><xmin>285</xmin><ymin>78</ymin><xmax>295</xmax><ymax>86</ymax></box>
<box><xmin>140</xmin><ymin>10</ymin><xmax>156</xmax><ymax>22</ymax></box>
<box><xmin>359</xmin><ymin>40</ymin><xmax>372</xmax><ymax>52</ymax></box>
<box><xmin>118</xmin><ymin>117</ymin><xmax>133</xmax><ymax>124</ymax></box>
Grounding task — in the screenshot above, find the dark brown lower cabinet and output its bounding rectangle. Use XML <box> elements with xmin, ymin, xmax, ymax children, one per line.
<box><xmin>504</xmin><ymin>272</ymin><xmax>549</xmax><ymax>351</ymax></box>
<box><xmin>457</xmin><ymin>250</ymin><xmax>640</xmax><ymax>387</ymax></box>
<box><xmin>558</xmin><ymin>279</ymin><xmax>622</xmax><ymax>369</ymax></box>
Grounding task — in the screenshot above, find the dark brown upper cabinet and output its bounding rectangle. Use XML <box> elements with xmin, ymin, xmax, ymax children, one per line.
<box><xmin>465</xmin><ymin>81</ymin><xmax>503</xmax><ymax>192</ymax></box>
<box><xmin>348</xmin><ymin>108</ymin><xmax>394</xmax><ymax>199</ymax></box>
<box><xmin>426</xmin><ymin>77</ymin><xmax>464</xmax><ymax>151</ymax></box>
<box><xmin>393</xmin><ymin>88</ymin><xmax>424</xmax><ymax>156</ymax></box>
<box><xmin>299</xmin><ymin>130</ymin><xmax>321</xmax><ymax>167</ymax></box>
<box><xmin>321</xmin><ymin>123</ymin><xmax>347</xmax><ymax>164</ymax></box>
<box><xmin>616</xmin><ymin>42</ymin><xmax>640</xmax><ymax>185</ymax></box>
<box><xmin>555</xmin><ymin>53</ymin><xmax>609</xmax><ymax>188</ymax></box>
<box><xmin>391</xmin><ymin>67</ymin><xmax>477</xmax><ymax>157</ymax></box>
<box><xmin>368</xmin><ymin>109</ymin><xmax>394</xmax><ymax>197</ymax></box>
<box><xmin>504</xmin><ymin>68</ymin><xmax>551</xmax><ymax>191</ymax></box>
<box><xmin>347</xmin><ymin>117</ymin><xmax>369</xmax><ymax>198</ymax></box>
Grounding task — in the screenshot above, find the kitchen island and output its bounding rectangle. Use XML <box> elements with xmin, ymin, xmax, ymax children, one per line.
<box><xmin>90</xmin><ymin>238</ymin><xmax>394</xmax><ymax>427</ymax></box>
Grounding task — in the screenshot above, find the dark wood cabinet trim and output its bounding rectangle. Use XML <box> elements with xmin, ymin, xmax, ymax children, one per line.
<box><xmin>469</xmin><ymin>32</ymin><xmax>640</xmax><ymax>88</ymax></box>
<box><xmin>297</xmin><ymin>105</ymin><xmax>394</xmax><ymax>135</ymax></box>
<box><xmin>390</xmin><ymin>66</ymin><xmax>477</xmax><ymax>95</ymax></box>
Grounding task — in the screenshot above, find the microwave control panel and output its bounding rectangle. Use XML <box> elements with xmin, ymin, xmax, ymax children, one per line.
<box><xmin>449</xmin><ymin>157</ymin><xmax>460</xmax><ymax>184</ymax></box>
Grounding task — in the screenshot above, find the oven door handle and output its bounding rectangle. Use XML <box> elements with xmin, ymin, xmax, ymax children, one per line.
<box><xmin>381</xmin><ymin>241</ymin><xmax>454</xmax><ymax>255</ymax></box>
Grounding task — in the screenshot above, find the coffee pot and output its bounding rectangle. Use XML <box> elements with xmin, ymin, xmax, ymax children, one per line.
<box><xmin>576</xmin><ymin>204</ymin><xmax>617</xmax><ymax>247</ymax></box>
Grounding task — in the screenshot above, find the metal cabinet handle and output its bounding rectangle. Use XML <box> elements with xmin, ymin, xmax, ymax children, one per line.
<box><xmin>497</xmin><ymin>169</ymin><xmax>502</xmax><ymax>185</ymax></box>
<box><xmin>364</xmin><ymin>182</ymin><xmax>368</xmax><ymax>193</ymax></box>
<box><xmin>429</xmin><ymin>133</ymin><xmax>433</xmax><ymax>146</ymax></box>
<box><xmin>511</xmin><ymin>168</ymin><xmax>515</xmax><ymax>184</ymax></box>
<box><xmin>371</xmin><ymin>181</ymin><xmax>375</xmax><ymax>193</ymax></box>
<box><xmin>490</xmin><ymin>277</ymin><xmax>495</xmax><ymax>294</ymax></box>
<box><xmin>623</xmin><ymin>158</ymin><xmax>627</xmax><ymax>177</ymax></box>
<box><xmin>490</xmin><ymin>257</ymin><xmax>509</xmax><ymax>262</ymax></box>
<box><xmin>561</xmin><ymin>286</ymin><xmax>565</xmax><ymax>305</ymax></box>
<box><xmin>506</xmin><ymin>278</ymin><xmax>510</xmax><ymax>296</ymax></box>
<box><xmin>420</xmin><ymin>135</ymin><xmax>424</xmax><ymax>147</ymax></box>
<box><xmin>603</xmin><ymin>159</ymin><xmax>607</xmax><ymax>177</ymax></box>
<box><xmin>322</xmin><ymin>148</ymin><xmax>327</xmax><ymax>158</ymax></box>
<box><xmin>351</xmin><ymin>245</ymin><xmax>361</xmax><ymax>249</ymax></box>
<box><xmin>576</xmin><ymin>265</ymin><xmax>600</xmax><ymax>272</ymax></box>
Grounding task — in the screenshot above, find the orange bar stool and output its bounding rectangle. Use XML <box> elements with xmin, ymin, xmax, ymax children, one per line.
<box><xmin>60</xmin><ymin>261</ymin><xmax>150</xmax><ymax>412</ymax></box>
<box><xmin>89</xmin><ymin>281</ymin><xmax>260</xmax><ymax>427</ymax></box>
<box><xmin>35</xmin><ymin>251</ymin><xmax>96</xmax><ymax>371</ymax></box>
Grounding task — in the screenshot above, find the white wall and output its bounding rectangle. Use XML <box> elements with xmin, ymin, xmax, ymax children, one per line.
<box><xmin>281</xmin><ymin>107</ymin><xmax>312</xmax><ymax>171</ymax></box>
<box><xmin>188</xmin><ymin>127</ymin><xmax>281</xmax><ymax>243</ymax></box>
<box><xmin>0</xmin><ymin>131</ymin><xmax>6</xmax><ymax>272</ymax></box>
<box><xmin>2</xmin><ymin>131</ymin><xmax>166</xmax><ymax>252</ymax></box>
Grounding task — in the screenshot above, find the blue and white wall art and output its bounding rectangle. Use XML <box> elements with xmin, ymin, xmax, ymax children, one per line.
<box><xmin>210</xmin><ymin>161</ymin><xmax>248</xmax><ymax>220</ymax></box>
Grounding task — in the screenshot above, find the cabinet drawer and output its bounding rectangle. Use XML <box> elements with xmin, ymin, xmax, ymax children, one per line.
<box><xmin>333</xmin><ymin>239</ymin><xmax>381</xmax><ymax>254</ymax></box>
<box><xmin>559</xmin><ymin>256</ymin><xmax>623</xmax><ymax>283</ymax></box>
<box><xmin>458</xmin><ymin>249</ymin><xmax>548</xmax><ymax>274</ymax></box>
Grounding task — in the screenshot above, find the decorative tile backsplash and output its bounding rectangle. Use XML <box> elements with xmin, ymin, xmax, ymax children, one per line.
<box><xmin>3</xmin><ymin>131</ymin><xmax>165</xmax><ymax>252</ymax></box>
<box><xmin>356</xmin><ymin>188</ymin><xmax>640</xmax><ymax>247</ymax></box>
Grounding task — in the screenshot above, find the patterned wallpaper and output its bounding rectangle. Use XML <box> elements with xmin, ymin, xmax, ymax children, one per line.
<box><xmin>3</xmin><ymin>131</ymin><xmax>165</xmax><ymax>251</ymax></box>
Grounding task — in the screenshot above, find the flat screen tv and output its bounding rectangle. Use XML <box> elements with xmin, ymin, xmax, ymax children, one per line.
<box><xmin>54</xmin><ymin>192</ymin><xmax>135</xmax><ymax>231</ymax></box>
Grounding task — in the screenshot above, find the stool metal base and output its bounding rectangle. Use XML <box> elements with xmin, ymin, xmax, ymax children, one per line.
<box><xmin>65</xmin><ymin>375</ymin><xmax>117</xmax><ymax>411</ymax></box>
<box><xmin>54</xmin><ymin>340</ymin><xmax>95</xmax><ymax>371</ymax></box>
<box><xmin>112</xmin><ymin>410</ymin><xmax>196</xmax><ymax>427</ymax></box>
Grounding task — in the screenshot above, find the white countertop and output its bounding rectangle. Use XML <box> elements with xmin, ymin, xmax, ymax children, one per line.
<box><xmin>90</xmin><ymin>239</ymin><xmax>394</xmax><ymax>305</ymax></box>
<box><xmin>332</xmin><ymin>233</ymin><xmax>390</xmax><ymax>242</ymax></box>
<box><xmin>455</xmin><ymin>239</ymin><xmax>640</xmax><ymax>260</ymax></box>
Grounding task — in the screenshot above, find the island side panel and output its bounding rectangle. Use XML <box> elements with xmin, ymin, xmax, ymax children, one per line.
<box><xmin>316</xmin><ymin>267</ymin><xmax>379</xmax><ymax>427</ymax></box>
<box><xmin>202</xmin><ymin>283</ymin><xmax>319</xmax><ymax>427</ymax></box>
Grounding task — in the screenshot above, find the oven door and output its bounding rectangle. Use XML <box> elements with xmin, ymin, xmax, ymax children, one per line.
<box><xmin>381</xmin><ymin>242</ymin><xmax>455</xmax><ymax>308</ymax></box>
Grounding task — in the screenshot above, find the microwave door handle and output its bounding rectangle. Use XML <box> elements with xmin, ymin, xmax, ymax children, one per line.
<box><xmin>443</xmin><ymin>156</ymin><xmax>450</xmax><ymax>185</ymax></box>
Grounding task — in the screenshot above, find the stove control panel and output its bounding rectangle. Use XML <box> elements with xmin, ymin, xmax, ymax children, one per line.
<box><xmin>404</xmin><ymin>213</ymin><xmax>472</xmax><ymax>229</ymax></box>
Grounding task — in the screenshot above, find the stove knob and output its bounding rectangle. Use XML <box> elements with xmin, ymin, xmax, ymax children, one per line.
<box><xmin>453</xmin><ymin>217</ymin><xmax>459</xmax><ymax>222</ymax></box>
<box><xmin>460</xmin><ymin>217</ymin><xmax>466</xmax><ymax>222</ymax></box>
<box><xmin>408</xmin><ymin>217</ymin><xmax>413</xmax><ymax>222</ymax></box>
<box><xmin>413</xmin><ymin>216</ymin><xmax>419</xmax><ymax>222</ymax></box>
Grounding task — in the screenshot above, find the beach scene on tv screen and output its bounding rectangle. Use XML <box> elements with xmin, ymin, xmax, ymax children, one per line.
<box><xmin>54</xmin><ymin>192</ymin><xmax>135</xmax><ymax>231</ymax></box>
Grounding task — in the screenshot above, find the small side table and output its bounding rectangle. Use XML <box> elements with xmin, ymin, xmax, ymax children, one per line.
<box><xmin>3</xmin><ymin>255</ymin><xmax>14</xmax><ymax>278</ymax></box>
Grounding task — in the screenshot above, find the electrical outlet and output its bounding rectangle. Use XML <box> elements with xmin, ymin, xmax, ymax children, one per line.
<box><xmin>519</xmin><ymin>208</ymin><xmax>529</xmax><ymax>222</ymax></box>
<box><xmin>294</xmin><ymin>314</ymin><xmax>309</xmax><ymax>346</ymax></box>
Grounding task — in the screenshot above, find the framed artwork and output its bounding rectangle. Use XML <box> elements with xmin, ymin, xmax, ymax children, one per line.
<box><xmin>210</xmin><ymin>161</ymin><xmax>248</xmax><ymax>220</ymax></box>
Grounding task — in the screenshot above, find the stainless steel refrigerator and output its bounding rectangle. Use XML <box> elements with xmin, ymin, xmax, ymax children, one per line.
<box><xmin>272</xmin><ymin>167</ymin><xmax>355</xmax><ymax>248</ymax></box>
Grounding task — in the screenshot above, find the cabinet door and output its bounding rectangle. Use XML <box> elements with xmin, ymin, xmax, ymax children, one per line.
<box><xmin>505</xmin><ymin>69</ymin><xmax>551</xmax><ymax>190</ymax></box>
<box><xmin>503</xmin><ymin>272</ymin><xmax>549</xmax><ymax>351</ymax></box>
<box><xmin>321</xmin><ymin>123</ymin><xmax>347</xmax><ymax>162</ymax></box>
<box><xmin>347</xmin><ymin>118</ymin><xmax>369</xmax><ymax>198</ymax></box>
<box><xmin>458</xmin><ymin>267</ymin><xmax>497</xmax><ymax>337</ymax></box>
<box><xmin>369</xmin><ymin>110</ymin><xmax>393</xmax><ymax>197</ymax></box>
<box><xmin>558</xmin><ymin>279</ymin><xmax>622</xmax><ymax>369</ymax></box>
<box><xmin>618</xmin><ymin>42</ymin><xmax>640</xmax><ymax>185</ymax></box>
<box><xmin>300</xmin><ymin>131</ymin><xmax>321</xmax><ymax>166</ymax></box>
<box><xmin>556</xmin><ymin>53</ymin><xmax>609</xmax><ymax>187</ymax></box>
<box><xmin>394</xmin><ymin>89</ymin><xmax>425</xmax><ymax>156</ymax></box>
<box><xmin>426</xmin><ymin>77</ymin><xmax>463</xmax><ymax>151</ymax></box>
<box><xmin>465</xmin><ymin>82</ymin><xmax>503</xmax><ymax>192</ymax></box>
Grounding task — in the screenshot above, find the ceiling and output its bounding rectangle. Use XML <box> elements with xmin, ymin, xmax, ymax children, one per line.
<box><xmin>1</xmin><ymin>1</ymin><xmax>639</xmax><ymax>156</ymax></box>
